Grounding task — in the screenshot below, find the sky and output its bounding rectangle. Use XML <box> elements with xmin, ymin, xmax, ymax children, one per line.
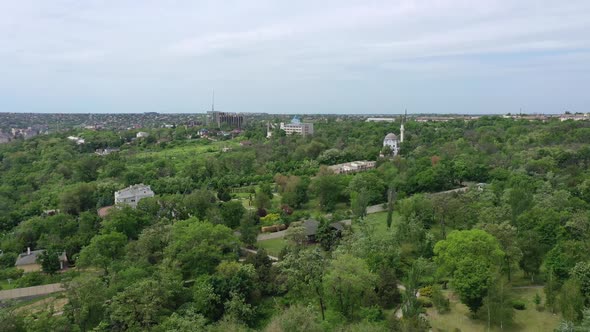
<box><xmin>1</xmin><ymin>0</ymin><xmax>589</xmax><ymax>114</ymax></box>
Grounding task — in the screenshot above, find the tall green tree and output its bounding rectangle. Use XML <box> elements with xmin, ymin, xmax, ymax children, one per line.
<box><xmin>279</xmin><ymin>248</ymin><xmax>327</xmax><ymax>320</ymax></box>
<box><xmin>77</xmin><ymin>232</ymin><xmax>127</xmax><ymax>276</ymax></box>
<box><xmin>323</xmin><ymin>254</ymin><xmax>377</xmax><ymax>319</ymax></box>
<box><xmin>559</xmin><ymin>279</ymin><xmax>585</xmax><ymax>322</ymax></box>
<box><xmin>434</xmin><ymin>229</ymin><xmax>504</xmax><ymax>314</ymax></box>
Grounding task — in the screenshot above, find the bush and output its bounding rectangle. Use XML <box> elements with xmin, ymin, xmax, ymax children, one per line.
<box><xmin>419</xmin><ymin>285</ymin><xmax>433</xmax><ymax>298</ymax></box>
<box><xmin>417</xmin><ymin>297</ymin><xmax>433</xmax><ymax>308</ymax></box>
<box><xmin>15</xmin><ymin>272</ymin><xmax>46</xmax><ymax>288</ymax></box>
<box><xmin>359</xmin><ymin>306</ymin><xmax>384</xmax><ymax>322</ymax></box>
<box><xmin>512</xmin><ymin>300</ymin><xmax>526</xmax><ymax>310</ymax></box>
<box><xmin>0</xmin><ymin>267</ymin><xmax>24</xmax><ymax>281</ymax></box>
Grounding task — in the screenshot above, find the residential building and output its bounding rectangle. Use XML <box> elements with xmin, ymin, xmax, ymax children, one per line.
<box><xmin>114</xmin><ymin>184</ymin><xmax>155</xmax><ymax>208</ymax></box>
<box><xmin>328</xmin><ymin>160</ymin><xmax>376</xmax><ymax>174</ymax></box>
<box><xmin>67</xmin><ymin>136</ymin><xmax>85</xmax><ymax>145</ymax></box>
<box><xmin>15</xmin><ymin>248</ymin><xmax>68</xmax><ymax>273</ymax></box>
<box><xmin>280</xmin><ymin>116</ymin><xmax>314</xmax><ymax>136</ymax></box>
<box><xmin>136</xmin><ymin>131</ymin><xmax>150</xmax><ymax>138</ymax></box>
<box><xmin>560</xmin><ymin>113</ymin><xmax>589</xmax><ymax>121</ymax></box>
<box><xmin>95</xmin><ymin>148</ymin><xmax>120</xmax><ymax>156</ymax></box>
<box><xmin>299</xmin><ymin>219</ymin><xmax>345</xmax><ymax>243</ymax></box>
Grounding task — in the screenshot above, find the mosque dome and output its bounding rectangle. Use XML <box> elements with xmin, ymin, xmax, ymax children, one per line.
<box><xmin>384</xmin><ymin>133</ymin><xmax>398</xmax><ymax>140</ymax></box>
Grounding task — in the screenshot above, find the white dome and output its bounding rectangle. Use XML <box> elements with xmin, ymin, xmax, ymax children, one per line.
<box><xmin>384</xmin><ymin>133</ymin><xmax>398</xmax><ymax>140</ymax></box>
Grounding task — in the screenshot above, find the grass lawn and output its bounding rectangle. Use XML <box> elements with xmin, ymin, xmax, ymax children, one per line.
<box><xmin>352</xmin><ymin>211</ymin><xmax>400</xmax><ymax>235</ymax></box>
<box><xmin>256</xmin><ymin>238</ymin><xmax>287</xmax><ymax>257</ymax></box>
<box><xmin>427</xmin><ymin>287</ymin><xmax>560</xmax><ymax>332</ymax></box>
<box><xmin>0</xmin><ymin>279</ymin><xmax>17</xmax><ymax>290</ymax></box>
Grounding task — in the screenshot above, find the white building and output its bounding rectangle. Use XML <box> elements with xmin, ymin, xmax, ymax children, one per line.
<box><xmin>67</xmin><ymin>136</ymin><xmax>85</xmax><ymax>145</ymax></box>
<box><xmin>366</xmin><ymin>117</ymin><xmax>396</xmax><ymax>122</ymax></box>
<box><xmin>383</xmin><ymin>133</ymin><xmax>399</xmax><ymax>156</ymax></box>
<box><xmin>136</xmin><ymin>132</ymin><xmax>150</xmax><ymax>138</ymax></box>
<box><xmin>328</xmin><ymin>161</ymin><xmax>376</xmax><ymax>174</ymax></box>
<box><xmin>114</xmin><ymin>184</ymin><xmax>155</xmax><ymax>208</ymax></box>
<box><xmin>280</xmin><ymin>117</ymin><xmax>314</xmax><ymax>136</ymax></box>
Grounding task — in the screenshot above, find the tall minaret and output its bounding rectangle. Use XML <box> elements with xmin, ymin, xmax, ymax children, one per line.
<box><xmin>400</xmin><ymin>109</ymin><xmax>406</xmax><ymax>143</ymax></box>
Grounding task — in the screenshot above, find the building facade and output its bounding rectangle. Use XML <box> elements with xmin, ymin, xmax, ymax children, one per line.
<box><xmin>207</xmin><ymin>111</ymin><xmax>245</xmax><ymax>129</ymax></box>
<box><xmin>15</xmin><ymin>248</ymin><xmax>68</xmax><ymax>273</ymax></box>
<box><xmin>114</xmin><ymin>184</ymin><xmax>155</xmax><ymax>208</ymax></box>
<box><xmin>328</xmin><ymin>160</ymin><xmax>376</xmax><ymax>174</ymax></box>
<box><xmin>280</xmin><ymin>117</ymin><xmax>314</xmax><ymax>136</ymax></box>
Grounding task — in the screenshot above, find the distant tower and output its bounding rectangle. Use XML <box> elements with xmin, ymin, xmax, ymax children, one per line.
<box><xmin>400</xmin><ymin>109</ymin><xmax>406</xmax><ymax>143</ymax></box>
<box><xmin>211</xmin><ymin>90</ymin><xmax>215</xmax><ymax>112</ymax></box>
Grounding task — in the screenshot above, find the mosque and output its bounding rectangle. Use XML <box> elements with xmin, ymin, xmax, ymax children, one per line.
<box><xmin>381</xmin><ymin>115</ymin><xmax>405</xmax><ymax>157</ymax></box>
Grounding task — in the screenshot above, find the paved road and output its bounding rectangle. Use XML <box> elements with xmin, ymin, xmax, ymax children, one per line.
<box><xmin>241</xmin><ymin>247</ymin><xmax>279</xmax><ymax>261</ymax></box>
<box><xmin>0</xmin><ymin>283</ymin><xmax>64</xmax><ymax>301</ymax></box>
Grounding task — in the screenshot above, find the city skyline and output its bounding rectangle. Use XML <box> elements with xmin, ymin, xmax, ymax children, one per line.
<box><xmin>1</xmin><ymin>1</ymin><xmax>589</xmax><ymax>114</ymax></box>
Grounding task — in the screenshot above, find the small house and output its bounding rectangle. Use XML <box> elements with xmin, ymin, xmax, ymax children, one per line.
<box><xmin>15</xmin><ymin>248</ymin><xmax>68</xmax><ymax>273</ymax></box>
<box><xmin>114</xmin><ymin>184</ymin><xmax>155</xmax><ymax>208</ymax></box>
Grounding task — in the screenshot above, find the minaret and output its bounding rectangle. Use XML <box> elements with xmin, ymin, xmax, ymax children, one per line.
<box><xmin>400</xmin><ymin>109</ymin><xmax>406</xmax><ymax>143</ymax></box>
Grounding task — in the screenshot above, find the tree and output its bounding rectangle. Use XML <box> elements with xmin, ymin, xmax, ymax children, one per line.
<box><xmin>220</xmin><ymin>201</ymin><xmax>246</xmax><ymax>229</ymax></box>
<box><xmin>481</xmin><ymin>273</ymin><xmax>513</xmax><ymax>330</ymax></box>
<box><xmin>65</xmin><ymin>274</ymin><xmax>111</xmax><ymax>331</ymax></box>
<box><xmin>351</xmin><ymin>189</ymin><xmax>369</xmax><ymax>221</ymax></box>
<box><xmin>239</xmin><ymin>213</ymin><xmax>258</xmax><ymax>247</ymax></box>
<box><xmin>401</xmin><ymin>263</ymin><xmax>429</xmax><ymax>331</ymax></box>
<box><xmin>571</xmin><ymin>261</ymin><xmax>590</xmax><ymax>305</ymax></box>
<box><xmin>323</xmin><ymin>254</ymin><xmax>377</xmax><ymax>319</ymax></box>
<box><xmin>434</xmin><ymin>229</ymin><xmax>504</xmax><ymax>314</ymax></box>
<box><xmin>264</xmin><ymin>305</ymin><xmax>322</xmax><ymax>332</ymax></box>
<box><xmin>223</xmin><ymin>291</ymin><xmax>255</xmax><ymax>326</ymax></box>
<box><xmin>481</xmin><ymin>222</ymin><xmax>522</xmax><ymax>281</ymax></box>
<box><xmin>279</xmin><ymin>248</ymin><xmax>327</xmax><ymax>320</ymax></box>
<box><xmin>518</xmin><ymin>230</ymin><xmax>545</xmax><ymax>282</ymax></box>
<box><xmin>310</xmin><ymin>167</ymin><xmax>344</xmax><ymax>212</ymax></box>
<box><xmin>217</xmin><ymin>187</ymin><xmax>232</xmax><ymax>202</ymax></box>
<box><xmin>559</xmin><ymin>279</ymin><xmax>585</xmax><ymax>322</ymax></box>
<box><xmin>59</xmin><ymin>183</ymin><xmax>96</xmax><ymax>215</ymax></box>
<box><xmin>77</xmin><ymin>232</ymin><xmax>127</xmax><ymax>276</ymax></box>
<box><xmin>545</xmin><ymin>267</ymin><xmax>558</xmax><ymax>314</ymax></box>
<box><xmin>386</xmin><ymin>187</ymin><xmax>397</xmax><ymax>229</ymax></box>
<box><xmin>254</xmin><ymin>191</ymin><xmax>271</xmax><ymax>210</ymax></box>
<box><xmin>107</xmin><ymin>279</ymin><xmax>179</xmax><ymax>330</ymax></box>
<box><xmin>165</xmin><ymin>219</ymin><xmax>238</xmax><ymax>278</ymax></box>
<box><xmin>38</xmin><ymin>249</ymin><xmax>61</xmax><ymax>275</ymax></box>
<box><xmin>315</xmin><ymin>218</ymin><xmax>341</xmax><ymax>251</ymax></box>
<box><xmin>101</xmin><ymin>205</ymin><xmax>152</xmax><ymax>240</ymax></box>
<box><xmin>158</xmin><ymin>306</ymin><xmax>207</xmax><ymax>332</ymax></box>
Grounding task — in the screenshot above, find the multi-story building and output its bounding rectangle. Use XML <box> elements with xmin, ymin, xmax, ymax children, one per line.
<box><xmin>280</xmin><ymin>117</ymin><xmax>314</xmax><ymax>136</ymax></box>
<box><xmin>114</xmin><ymin>184</ymin><xmax>155</xmax><ymax>208</ymax></box>
<box><xmin>328</xmin><ymin>161</ymin><xmax>376</xmax><ymax>174</ymax></box>
<box><xmin>207</xmin><ymin>111</ymin><xmax>245</xmax><ymax>129</ymax></box>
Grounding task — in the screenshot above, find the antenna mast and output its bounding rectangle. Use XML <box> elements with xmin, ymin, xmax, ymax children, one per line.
<box><xmin>211</xmin><ymin>90</ymin><xmax>215</xmax><ymax>112</ymax></box>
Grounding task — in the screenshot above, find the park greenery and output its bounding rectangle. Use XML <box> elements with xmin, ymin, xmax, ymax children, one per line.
<box><xmin>0</xmin><ymin>116</ymin><xmax>590</xmax><ymax>331</ymax></box>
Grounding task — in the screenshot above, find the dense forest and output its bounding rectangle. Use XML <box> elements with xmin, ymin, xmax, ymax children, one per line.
<box><xmin>1</xmin><ymin>116</ymin><xmax>590</xmax><ymax>331</ymax></box>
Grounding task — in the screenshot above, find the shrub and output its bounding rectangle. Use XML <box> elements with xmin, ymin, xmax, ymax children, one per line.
<box><xmin>418</xmin><ymin>297</ymin><xmax>433</xmax><ymax>308</ymax></box>
<box><xmin>419</xmin><ymin>285</ymin><xmax>433</xmax><ymax>298</ymax></box>
<box><xmin>512</xmin><ymin>300</ymin><xmax>526</xmax><ymax>310</ymax></box>
<box><xmin>359</xmin><ymin>306</ymin><xmax>384</xmax><ymax>322</ymax></box>
<box><xmin>15</xmin><ymin>272</ymin><xmax>46</xmax><ymax>288</ymax></box>
<box><xmin>0</xmin><ymin>267</ymin><xmax>24</xmax><ymax>280</ymax></box>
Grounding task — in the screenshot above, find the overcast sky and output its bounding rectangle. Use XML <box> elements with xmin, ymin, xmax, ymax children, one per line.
<box><xmin>1</xmin><ymin>1</ymin><xmax>589</xmax><ymax>114</ymax></box>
